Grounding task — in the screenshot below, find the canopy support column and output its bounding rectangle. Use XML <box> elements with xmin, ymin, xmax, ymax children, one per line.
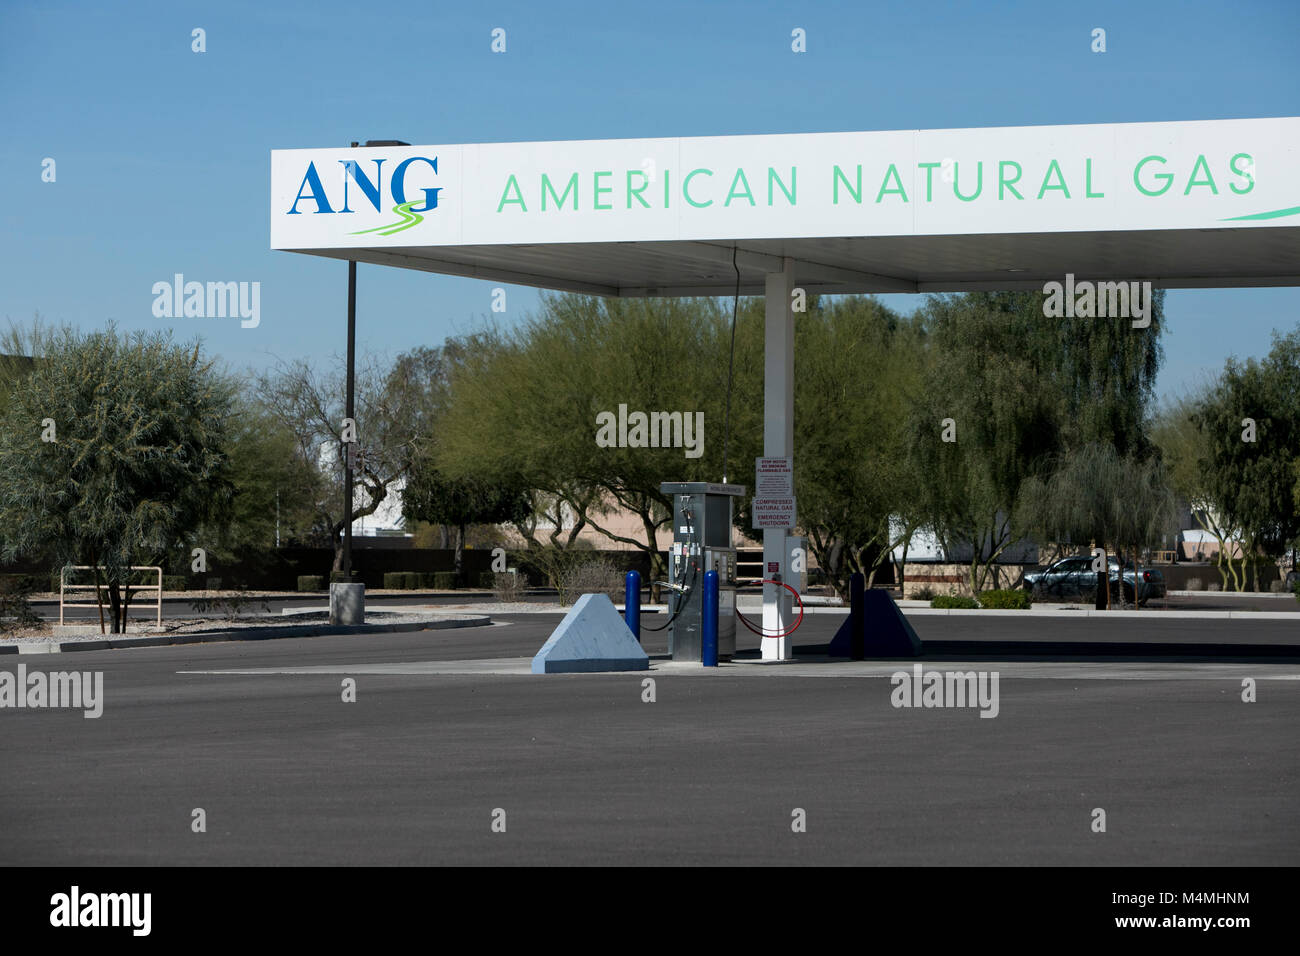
<box><xmin>762</xmin><ymin>257</ymin><xmax>795</xmax><ymax>660</ymax></box>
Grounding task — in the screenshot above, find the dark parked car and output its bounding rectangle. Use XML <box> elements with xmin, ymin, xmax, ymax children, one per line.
<box><xmin>1022</xmin><ymin>555</ymin><xmax>1096</xmax><ymax>600</ymax></box>
<box><xmin>1023</xmin><ymin>555</ymin><xmax>1166</xmax><ymax>606</ymax></box>
<box><xmin>1110</xmin><ymin>558</ymin><xmax>1166</xmax><ymax>606</ymax></box>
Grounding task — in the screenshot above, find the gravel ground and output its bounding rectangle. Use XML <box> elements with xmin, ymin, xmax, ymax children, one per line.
<box><xmin>417</xmin><ymin>601</ymin><xmax>567</xmax><ymax>614</ymax></box>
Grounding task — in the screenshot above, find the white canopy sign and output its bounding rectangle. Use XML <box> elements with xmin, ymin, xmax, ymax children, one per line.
<box><xmin>272</xmin><ymin>117</ymin><xmax>1298</xmax><ymax>252</ymax></box>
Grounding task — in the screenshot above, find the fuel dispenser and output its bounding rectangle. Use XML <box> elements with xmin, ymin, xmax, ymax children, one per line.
<box><xmin>658</xmin><ymin>482</ymin><xmax>745</xmax><ymax>662</ymax></box>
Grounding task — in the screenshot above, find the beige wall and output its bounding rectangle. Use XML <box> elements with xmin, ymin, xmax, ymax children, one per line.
<box><xmin>901</xmin><ymin>563</ymin><xmax>1029</xmax><ymax>598</ymax></box>
<box><xmin>501</xmin><ymin>492</ymin><xmax>761</xmax><ymax>551</ymax></box>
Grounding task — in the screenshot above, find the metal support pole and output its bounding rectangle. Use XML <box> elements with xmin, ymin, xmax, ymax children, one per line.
<box><xmin>340</xmin><ymin>139</ymin><xmax>360</xmax><ymax>584</ymax></box>
<box><xmin>343</xmin><ymin>257</ymin><xmax>356</xmax><ymax>581</ymax></box>
<box><xmin>762</xmin><ymin>258</ymin><xmax>795</xmax><ymax>660</ymax></box>
<box><xmin>850</xmin><ymin>571</ymin><xmax>865</xmax><ymax>660</ymax></box>
<box><xmin>625</xmin><ymin>570</ymin><xmax>641</xmax><ymax>642</ymax></box>
<box><xmin>702</xmin><ymin>569</ymin><xmax>719</xmax><ymax>667</ymax></box>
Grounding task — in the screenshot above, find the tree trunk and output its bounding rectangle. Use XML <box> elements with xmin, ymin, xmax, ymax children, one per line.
<box><xmin>1228</xmin><ymin>552</ymin><xmax>1243</xmax><ymax>591</ymax></box>
<box><xmin>511</xmin><ymin>518</ymin><xmax>540</xmax><ymax>550</ymax></box>
<box><xmin>331</xmin><ymin>525</ymin><xmax>345</xmax><ymax>574</ymax></box>
<box><xmin>90</xmin><ymin>559</ymin><xmax>107</xmax><ymax>635</ymax></box>
<box><xmin>563</xmin><ymin>511</ymin><xmax>589</xmax><ymax>548</ymax></box>
<box><xmin>826</xmin><ymin>537</ymin><xmax>845</xmax><ymax>600</ymax></box>
<box><xmin>807</xmin><ymin>528</ymin><xmax>843</xmax><ymax>601</ymax></box>
<box><xmin>897</xmin><ymin>537</ymin><xmax>910</xmax><ymax>598</ymax></box>
<box><xmin>638</xmin><ymin>508</ymin><xmax>666</xmax><ymax>599</ymax></box>
<box><xmin>455</xmin><ymin>523</ymin><xmax>466</xmax><ymax>585</ymax></box>
<box><xmin>1133</xmin><ymin>547</ymin><xmax>1139</xmax><ymax>610</ymax></box>
<box><xmin>107</xmin><ymin>582</ymin><xmax>123</xmax><ymax>634</ymax></box>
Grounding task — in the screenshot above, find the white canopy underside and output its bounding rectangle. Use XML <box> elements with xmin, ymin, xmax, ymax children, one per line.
<box><xmin>286</xmin><ymin>228</ymin><xmax>1300</xmax><ymax>297</ymax></box>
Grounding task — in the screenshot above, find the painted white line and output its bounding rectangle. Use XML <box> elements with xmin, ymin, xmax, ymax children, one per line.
<box><xmin>900</xmin><ymin>608</ymin><xmax>1298</xmax><ymax>619</ymax></box>
<box><xmin>1167</xmin><ymin>590</ymin><xmax>1296</xmax><ymax>598</ymax></box>
<box><xmin>178</xmin><ymin>659</ymin><xmax>1300</xmax><ymax>681</ymax></box>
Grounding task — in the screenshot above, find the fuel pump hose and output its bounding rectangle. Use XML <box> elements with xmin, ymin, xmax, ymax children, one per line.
<box><xmin>735</xmin><ymin>578</ymin><xmax>805</xmax><ymax>638</ymax></box>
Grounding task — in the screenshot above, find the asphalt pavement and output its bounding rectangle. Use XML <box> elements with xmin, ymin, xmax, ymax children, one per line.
<box><xmin>2</xmin><ymin>612</ymin><xmax>1297</xmax><ymax>865</ymax></box>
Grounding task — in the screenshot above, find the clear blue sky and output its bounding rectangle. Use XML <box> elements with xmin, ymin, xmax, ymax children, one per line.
<box><xmin>2</xmin><ymin>0</ymin><xmax>1297</xmax><ymax>401</ymax></box>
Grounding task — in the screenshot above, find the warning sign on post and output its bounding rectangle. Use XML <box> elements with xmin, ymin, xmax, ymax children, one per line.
<box><xmin>755</xmin><ymin>457</ymin><xmax>793</xmax><ymax>497</ymax></box>
<box><xmin>752</xmin><ymin>497</ymin><xmax>797</xmax><ymax>529</ymax></box>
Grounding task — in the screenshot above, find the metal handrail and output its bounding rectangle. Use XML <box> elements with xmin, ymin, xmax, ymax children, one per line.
<box><xmin>59</xmin><ymin>566</ymin><xmax>163</xmax><ymax>628</ymax></box>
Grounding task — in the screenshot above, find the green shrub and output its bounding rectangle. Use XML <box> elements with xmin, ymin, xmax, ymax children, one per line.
<box><xmin>417</xmin><ymin>572</ymin><xmax>435</xmax><ymax>589</ymax></box>
<box><xmin>0</xmin><ymin>575</ymin><xmax>40</xmax><ymax>626</ymax></box>
<box><xmin>931</xmin><ymin>594</ymin><xmax>979</xmax><ymax>609</ymax></box>
<box><xmin>0</xmin><ymin>575</ymin><xmax>34</xmax><ymax>596</ymax></box>
<box><xmin>478</xmin><ymin>571</ymin><xmax>498</xmax><ymax>589</ymax></box>
<box><xmin>912</xmin><ymin>586</ymin><xmax>935</xmax><ymax>601</ymax></box>
<box><xmin>433</xmin><ymin>571</ymin><xmax>457</xmax><ymax>590</ymax></box>
<box><xmin>161</xmin><ymin>575</ymin><xmax>187</xmax><ymax>592</ymax></box>
<box><xmin>383</xmin><ymin>572</ymin><xmax>404</xmax><ymax>590</ymax></box>
<box><xmin>491</xmin><ymin>571</ymin><xmax>522</xmax><ymax>602</ymax></box>
<box><xmin>330</xmin><ymin>570</ymin><xmax>354</xmax><ymax>585</ymax></box>
<box><xmin>297</xmin><ymin>575</ymin><xmax>324</xmax><ymax>592</ymax></box>
<box><xmin>556</xmin><ymin>554</ymin><xmax>624</xmax><ymax>605</ymax></box>
<box><xmin>977</xmin><ymin>588</ymin><xmax>1032</xmax><ymax>609</ymax></box>
<box><xmin>0</xmin><ymin>573</ymin><xmax>45</xmax><ymax>595</ymax></box>
<box><xmin>190</xmin><ymin>589</ymin><xmax>271</xmax><ymax>621</ymax></box>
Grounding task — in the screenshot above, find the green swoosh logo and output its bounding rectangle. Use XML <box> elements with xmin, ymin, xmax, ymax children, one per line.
<box><xmin>349</xmin><ymin>199</ymin><xmax>426</xmax><ymax>236</ymax></box>
<box><xmin>1219</xmin><ymin>205</ymin><xmax>1300</xmax><ymax>221</ymax></box>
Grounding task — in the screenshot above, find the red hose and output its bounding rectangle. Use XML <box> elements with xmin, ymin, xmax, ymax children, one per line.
<box><xmin>735</xmin><ymin>579</ymin><xmax>805</xmax><ymax>638</ymax></box>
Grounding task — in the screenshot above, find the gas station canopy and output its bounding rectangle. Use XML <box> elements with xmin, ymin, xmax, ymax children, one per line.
<box><xmin>272</xmin><ymin>116</ymin><xmax>1300</xmax><ymax>295</ymax></box>
<box><xmin>271</xmin><ymin>115</ymin><xmax>1300</xmax><ymax>661</ymax></box>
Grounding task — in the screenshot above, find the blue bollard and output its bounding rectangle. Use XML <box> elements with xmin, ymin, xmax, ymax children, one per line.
<box><xmin>702</xmin><ymin>569</ymin><xmax>719</xmax><ymax>666</ymax></box>
<box><xmin>850</xmin><ymin>572</ymin><xmax>865</xmax><ymax>660</ymax></box>
<box><xmin>625</xmin><ymin>570</ymin><xmax>641</xmax><ymax>642</ymax></box>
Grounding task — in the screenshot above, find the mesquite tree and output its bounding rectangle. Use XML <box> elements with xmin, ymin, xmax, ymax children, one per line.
<box><xmin>0</xmin><ymin>325</ymin><xmax>233</xmax><ymax>632</ymax></box>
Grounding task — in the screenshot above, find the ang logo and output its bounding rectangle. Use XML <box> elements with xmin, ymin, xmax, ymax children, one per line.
<box><xmin>287</xmin><ymin>156</ymin><xmax>443</xmax><ymax>236</ymax></box>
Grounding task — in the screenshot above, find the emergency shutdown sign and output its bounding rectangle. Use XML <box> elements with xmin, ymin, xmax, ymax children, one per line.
<box><xmin>754</xmin><ymin>457</ymin><xmax>793</xmax><ymax>496</ymax></box>
<box><xmin>752</xmin><ymin>498</ymin><xmax>796</xmax><ymax>529</ymax></box>
<box><xmin>753</xmin><ymin>457</ymin><xmax>796</xmax><ymax>528</ymax></box>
